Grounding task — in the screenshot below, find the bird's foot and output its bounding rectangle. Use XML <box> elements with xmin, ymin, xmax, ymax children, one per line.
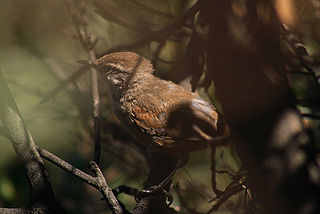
<box><xmin>135</xmin><ymin>185</ymin><xmax>173</xmax><ymax>206</ymax></box>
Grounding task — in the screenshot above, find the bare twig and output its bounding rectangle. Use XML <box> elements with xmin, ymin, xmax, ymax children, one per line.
<box><xmin>64</xmin><ymin>0</ymin><xmax>102</xmax><ymax>164</ymax></box>
<box><xmin>281</xmin><ymin>24</ymin><xmax>320</xmax><ymax>86</ymax></box>
<box><xmin>207</xmin><ymin>168</ymin><xmax>247</xmax><ymax>212</ymax></box>
<box><xmin>5</xmin><ymin>77</ymin><xmax>46</xmax><ymax>98</ymax></box>
<box><xmin>80</xmin><ymin>2</ymin><xmax>101</xmax><ymax>164</ymax></box>
<box><xmin>286</xmin><ymin>70</ymin><xmax>312</xmax><ymax>75</ymax></box>
<box><xmin>6</xmin><ymin>29</ymin><xmax>88</xmax><ymax>104</ymax></box>
<box><xmin>89</xmin><ymin>161</ymin><xmax>122</xmax><ymax>212</ymax></box>
<box><xmin>0</xmin><ymin>207</ymin><xmax>65</xmax><ymax>214</ymax></box>
<box><xmin>43</xmin><ymin>57</ymin><xmax>85</xmax><ymax>93</ymax></box>
<box><xmin>300</xmin><ymin>113</ymin><xmax>320</xmax><ymax>120</ymax></box>
<box><xmin>37</xmin><ymin>146</ymin><xmax>97</xmax><ymax>186</ymax></box>
<box><xmin>37</xmin><ymin>147</ymin><xmax>124</xmax><ymax>214</ymax></box>
<box><xmin>151</xmin><ymin>41</ymin><xmax>166</xmax><ymax>70</ymax></box>
<box><xmin>43</xmin><ymin>1</ymin><xmax>199</xmax><ymax>106</ymax></box>
<box><xmin>42</xmin><ymin>58</ymin><xmax>96</xmax><ymax>141</ymax></box>
<box><xmin>40</xmin><ymin>66</ymin><xmax>87</xmax><ymax>103</ymax></box>
<box><xmin>209</xmin><ymin>146</ymin><xmax>222</xmax><ymax>197</ymax></box>
<box><xmin>101</xmin><ymin>0</ymin><xmax>200</xmax><ymax>55</ymax></box>
<box><xmin>296</xmin><ymin>98</ymin><xmax>320</xmax><ymax>108</ymax></box>
<box><xmin>0</xmin><ymin>71</ymin><xmax>66</xmax><ymax>213</ymax></box>
<box><xmin>0</xmin><ymin>208</ymin><xmax>31</xmax><ymax>214</ymax></box>
<box><xmin>207</xmin><ymin>183</ymin><xmax>244</xmax><ymax>213</ymax></box>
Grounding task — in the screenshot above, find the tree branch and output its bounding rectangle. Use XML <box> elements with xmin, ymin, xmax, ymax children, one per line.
<box><xmin>282</xmin><ymin>24</ymin><xmax>320</xmax><ymax>86</ymax></box>
<box><xmin>300</xmin><ymin>113</ymin><xmax>320</xmax><ymax>120</ymax></box>
<box><xmin>0</xmin><ymin>71</ymin><xmax>66</xmax><ymax>213</ymax></box>
<box><xmin>81</xmin><ymin>4</ymin><xmax>102</xmax><ymax>165</ymax></box>
<box><xmin>64</xmin><ymin>0</ymin><xmax>102</xmax><ymax>164</ymax></box>
<box><xmin>37</xmin><ymin>147</ymin><xmax>124</xmax><ymax>214</ymax></box>
<box><xmin>0</xmin><ymin>208</ymin><xmax>47</xmax><ymax>214</ymax></box>
<box><xmin>0</xmin><ymin>208</ymin><xmax>30</xmax><ymax>214</ymax></box>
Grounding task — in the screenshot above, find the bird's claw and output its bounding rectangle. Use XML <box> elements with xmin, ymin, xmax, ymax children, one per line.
<box><xmin>135</xmin><ymin>186</ymin><xmax>173</xmax><ymax>206</ymax></box>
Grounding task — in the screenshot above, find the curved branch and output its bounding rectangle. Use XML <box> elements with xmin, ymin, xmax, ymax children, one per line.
<box><xmin>37</xmin><ymin>147</ymin><xmax>124</xmax><ymax>214</ymax></box>
<box><xmin>0</xmin><ymin>71</ymin><xmax>66</xmax><ymax>213</ymax></box>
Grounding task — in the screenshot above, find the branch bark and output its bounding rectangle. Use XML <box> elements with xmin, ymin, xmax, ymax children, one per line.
<box><xmin>37</xmin><ymin>147</ymin><xmax>124</xmax><ymax>214</ymax></box>
<box><xmin>0</xmin><ymin>208</ymin><xmax>48</xmax><ymax>214</ymax></box>
<box><xmin>75</xmin><ymin>1</ymin><xmax>101</xmax><ymax>164</ymax></box>
<box><xmin>282</xmin><ymin>24</ymin><xmax>320</xmax><ymax>86</ymax></box>
<box><xmin>0</xmin><ymin>71</ymin><xmax>67</xmax><ymax>213</ymax></box>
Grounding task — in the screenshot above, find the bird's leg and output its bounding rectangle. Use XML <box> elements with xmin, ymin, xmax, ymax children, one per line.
<box><xmin>136</xmin><ymin>154</ymin><xmax>188</xmax><ymax>204</ymax></box>
<box><xmin>209</xmin><ymin>145</ymin><xmax>223</xmax><ymax>197</ymax></box>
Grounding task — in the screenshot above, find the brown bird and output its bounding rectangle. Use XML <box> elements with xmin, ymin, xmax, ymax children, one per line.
<box><xmin>83</xmin><ymin>52</ymin><xmax>226</xmax><ymax>198</ymax></box>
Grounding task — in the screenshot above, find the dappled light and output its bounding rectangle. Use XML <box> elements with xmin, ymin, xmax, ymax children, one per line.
<box><xmin>0</xmin><ymin>0</ymin><xmax>320</xmax><ymax>214</ymax></box>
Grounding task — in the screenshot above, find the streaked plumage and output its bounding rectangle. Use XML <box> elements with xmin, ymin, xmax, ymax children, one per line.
<box><xmin>90</xmin><ymin>52</ymin><xmax>225</xmax><ymax>159</ymax></box>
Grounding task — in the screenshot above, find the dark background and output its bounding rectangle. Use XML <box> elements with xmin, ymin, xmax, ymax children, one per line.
<box><xmin>0</xmin><ymin>0</ymin><xmax>319</xmax><ymax>213</ymax></box>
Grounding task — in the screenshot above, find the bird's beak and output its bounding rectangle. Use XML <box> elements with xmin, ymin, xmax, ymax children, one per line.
<box><xmin>77</xmin><ymin>60</ymin><xmax>98</xmax><ymax>69</ymax></box>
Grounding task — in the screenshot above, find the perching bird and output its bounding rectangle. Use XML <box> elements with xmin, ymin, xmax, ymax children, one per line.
<box><xmin>83</xmin><ymin>52</ymin><xmax>226</xmax><ymax>197</ymax></box>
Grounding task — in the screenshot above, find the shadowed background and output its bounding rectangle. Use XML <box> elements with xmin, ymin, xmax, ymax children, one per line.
<box><xmin>0</xmin><ymin>0</ymin><xmax>319</xmax><ymax>213</ymax></box>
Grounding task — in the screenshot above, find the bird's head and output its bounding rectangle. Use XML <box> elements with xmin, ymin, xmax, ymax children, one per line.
<box><xmin>79</xmin><ymin>52</ymin><xmax>154</xmax><ymax>89</ymax></box>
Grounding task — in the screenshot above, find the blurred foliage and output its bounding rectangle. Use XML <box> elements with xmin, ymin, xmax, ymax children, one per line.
<box><xmin>0</xmin><ymin>0</ymin><xmax>319</xmax><ymax>213</ymax></box>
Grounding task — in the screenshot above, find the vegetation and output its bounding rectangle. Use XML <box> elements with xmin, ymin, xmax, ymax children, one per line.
<box><xmin>0</xmin><ymin>0</ymin><xmax>319</xmax><ymax>213</ymax></box>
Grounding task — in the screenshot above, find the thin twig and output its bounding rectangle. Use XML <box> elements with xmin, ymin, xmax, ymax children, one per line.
<box><xmin>5</xmin><ymin>77</ymin><xmax>46</xmax><ymax>98</ymax></box>
<box><xmin>79</xmin><ymin>2</ymin><xmax>101</xmax><ymax>165</ymax></box>
<box><xmin>209</xmin><ymin>146</ymin><xmax>222</xmax><ymax>197</ymax></box>
<box><xmin>300</xmin><ymin>113</ymin><xmax>320</xmax><ymax>120</ymax></box>
<box><xmin>207</xmin><ymin>183</ymin><xmax>244</xmax><ymax>213</ymax></box>
<box><xmin>281</xmin><ymin>24</ymin><xmax>320</xmax><ymax>86</ymax></box>
<box><xmin>43</xmin><ymin>57</ymin><xmax>85</xmax><ymax>93</ymax></box>
<box><xmin>40</xmin><ymin>66</ymin><xmax>87</xmax><ymax>103</ymax></box>
<box><xmin>286</xmin><ymin>70</ymin><xmax>312</xmax><ymax>75</ymax></box>
<box><xmin>64</xmin><ymin>0</ymin><xmax>102</xmax><ymax>164</ymax></box>
<box><xmin>207</xmin><ymin>168</ymin><xmax>247</xmax><ymax>213</ymax></box>
<box><xmin>151</xmin><ymin>41</ymin><xmax>166</xmax><ymax>70</ymax></box>
<box><xmin>89</xmin><ymin>161</ymin><xmax>124</xmax><ymax>214</ymax></box>
<box><xmin>0</xmin><ymin>208</ymin><xmax>31</xmax><ymax>214</ymax></box>
<box><xmin>37</xmin><ymin>147</ymin><xmax>97</xmax><ymax>186</ymax></box>
<box><xmin>42</xmin><ymin>0</ymin><xmax>199</xmax><ymax>105</ymax></box>
<box><xmin>296</xmin><ymin>98</ymin><xmax>320</xmax><ymax>108</ymax></box>
<box><xmin>37</xmin><ymin>147</ymin><xmax>124</xmax><ymax>214</ymax></box>
<box><xmin>101</xmin><ymin>0</ymin><xmax>200</xmax><ymax>55</ymax></box>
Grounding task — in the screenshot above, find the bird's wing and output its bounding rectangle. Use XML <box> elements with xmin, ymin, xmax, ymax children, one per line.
<box><xmin>128</xmin><ymin>79</ymin><xmax>220</xmax><ymax>151</ymax></box>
